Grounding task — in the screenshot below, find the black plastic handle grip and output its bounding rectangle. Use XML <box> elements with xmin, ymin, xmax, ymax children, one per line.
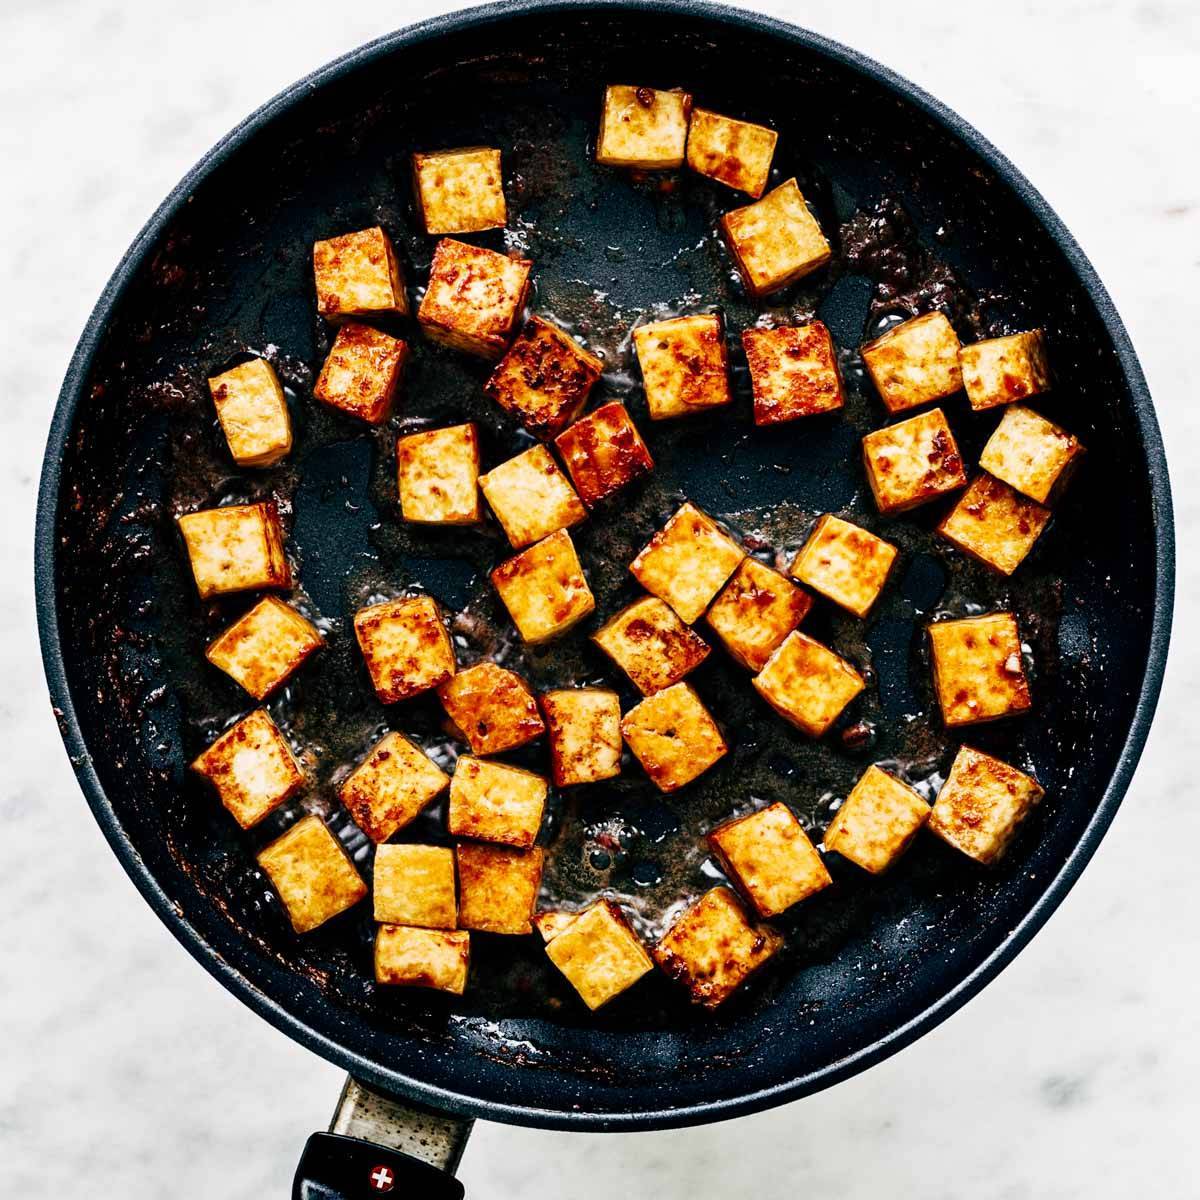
<box><xmin>294</xmin><ymin>1133</ymin><xmax>465</xmax><ymax>1200</ymax></box>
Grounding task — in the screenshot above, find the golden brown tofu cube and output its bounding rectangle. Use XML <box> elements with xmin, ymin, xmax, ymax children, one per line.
<box><xmin>375</xmin><ymin>925</ymin><xmax>469</xmax><ymax>994</ymax></box>
<box><xmin>630</xmin><ymin>502</ymin><xmax>745</xmax><ymax>625</ymax></box>
<box><xmin>596</xmin><ymin>84</ymin><xmax>691</xmax><ymax>169</ymax></box>
<box><xmin>479</xmin><ymin>444</ymin><xmax>587</xmax><ymax>549</ymax></box>
<box><xmin>824</xmin><ymin>765</ymin><xmax>930</xmax><ymax>874</ymax></box>
<box><xmin>554</xmin><ymin>401</ymin><xmax>655</xmax><ymax>507</ymax></box>
<box><xmin>205</xmin><ymin>596</ymin><xmax>323</xmax><ymax>700</ymax></box>
<box><xmin>685</xmin><ymin>107</ymin><xmax>777</xmax><ymax>197</ymax></box>
<box><xmin>484</xmin><ymin>316</ymin><xmax>604</xmax><ymax>439</ymax></box>
<box><xmin>960</xmin><ymin>330</ymin><xmax>1050</xmax><ymax>411</ymax></box>
<box><xmin>620</xmin><ymin>682</ymin><xmax>728</xmax><ymax>793</ymax></box>
<box><xmin>191</xmin><ymin>708</ymin><xmax>304</xmax><ymax>829</ymax></box>
<box><xmin>456</xmin><ymin>843</ymin><xmax>545</xmax><ymax>934</ymax></box>
<box><xmin>541</xmin><ymin>688</ymin><xmax>623</xmax><ymax>787</ymax></box>
<box><xmin>438</xmin><ymin>661</ymin><xmax>545</xmax><ymax>756</ymax></box>
<box><xmin>207</xmin><ymin>358</ymin><xmax>293</xmax><ymax>467</ymax></box>
<box><xmin>412</xmin><ymin>147</ymin><xmax>506</xmax><ymax>236</ymax></box>
<box><xmin>257</xmin><ymin>815</ymin><xmax>367</xmax><ymax>934</ymax></box>
<box><xmin>448</xmin><ymin>756</ymin><xmax>547</xmax><ymax>848</ymax></box>
<box><xmin>708</xmin><ymin>802</ymin><xmax>830</xmax><ymax>917</ymax></box>
<box><xmin>313</xmin><ymin>322</ymin><xmax>408</xmax><ymax>425</ymax></box>
<box><xmin>417</xmin><ymin>238</ymin><xmax>532</xmax><ymax>360</ymax></box>
<box><xmin>593</xmin><ymin>595</ymin><xmax>710</xmax><ymax>695</ymax></box>
<box><xmin>373</xmin><ymin>843</ymin><xmax>457</xmax><ymax>929</ymax></box>
<box><xmin>705</xmin><ymin>558</ymin><xmax>813</xmax><ymax>672</ymax></box>
<box><xmin>544</xmin><ymin>900</ymin><xmax>654</xmax><ymax>1010</ymax></box>
<box><xmin>178</xmin><ymin>501</ymin><xmax>290</xmax><ymax>599</ymax></box>
<box><xmin>861</xmin><ymin>407</ymin><xmax>967</xmax><ymax>515</ymax></box>
<box><xmin>790</xmin><ymin>514</ymin><xmax>898</xmax><ymax>619</ymax></box>
<box><xmin>861</xmin><ymin>312</ymin><xmax>962</xmax><ymax>414</ymax></box>
<box><xmin>938</xmin><ymin>473</ymin><xmax>1051</xmax><ymax>575</ymax></box>
<box><xmin>339</xmin><ymin>731</ymin><xmax>450</xmax><ymax>843</ymax></box>
<box><xmin>978</xmin><ymin>404</ymin><xmax>1085</xmax><ymax>504</ymax></box>
<box><xmin>633</xmin><ymin>313</ymin><xmax>731</xmax><ymax>421</ymax></box>
<box><xmin>742</xmin><ymin>322</ymin><xmax>843</xmax><ymax>425</ymax></box>
<box><xmin>752</xmin><ymin>630</ymin><xmax>865</xmax><ymax>738</ymax></box>
<box><xmin>490</xmin><ymin>528</ymin><xmax>595</xmax><ymax>644</ymax></box>
<box><xmin>353</xmin><ymin>596</ymin><xmax>455</xmax><ymax>704</ymax></box>
<box><xmin>397</xmin><ymin>423</ymin><xmax>481</xmax><ymax>526</ymax></box>
<box><xmin>653</xmin><ymin>887</ymin><xmax>782</xmax><ymax>1008</ymax></box>
<box><xmin>720</xmin><ymin>178</ymin><xmax>832</xmax><ymax>296</ymax></box>
<box><xmin>312</xmin><ymin>226</ymin><xmax>408</xmax><ymax>320</ymax></box>
<box><xmin>928</xmin><ymin>612</ymin><xmax>1032</xmax><ymax>727</ymax></box>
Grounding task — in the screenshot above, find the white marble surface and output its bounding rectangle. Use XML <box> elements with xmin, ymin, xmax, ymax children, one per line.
<box><xmin>2</xmin><ymin>1</ymin><xmax>1196</xmax><ymax>1195</ymax></box>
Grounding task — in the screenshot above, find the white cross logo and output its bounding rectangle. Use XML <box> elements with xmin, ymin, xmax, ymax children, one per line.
<box><xmin>369</xmin><ymin>1164</ymin><xmax>395</xmax><ymax>1192</ymax></box>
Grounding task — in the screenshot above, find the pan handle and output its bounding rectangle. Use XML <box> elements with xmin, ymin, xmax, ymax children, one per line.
<box><xmin>293</xmin><ymin>1076</ymin><xmax>473</xmax><ymax>1198</ymax></box>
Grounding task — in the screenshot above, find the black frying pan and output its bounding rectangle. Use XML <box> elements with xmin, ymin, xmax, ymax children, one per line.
<box><xmin>35</xmin><ymin>3</ymin><xmax>1174</xmax><ymax>1197</ymax></box>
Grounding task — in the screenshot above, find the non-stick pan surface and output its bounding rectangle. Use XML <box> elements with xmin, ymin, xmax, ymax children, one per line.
<box><xmin>36</xmin><ymin>0</ymin><xmax>1173</xmax><ymax>1130</ymax></box>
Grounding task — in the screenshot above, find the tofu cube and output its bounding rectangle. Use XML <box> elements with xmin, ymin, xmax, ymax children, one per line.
<box><xmin>824</xmin><ymin>765</ymin><xmax>930</xmax><ymax>874</ymax></box>
<box><xmin>178</xmin><ymin>501</ymin><xmax>290</xmax><ymax>599</ymax></box>
<box><xmin>861</xmin><ymin>312</ymin><xmax>963</xmax><ymax>414</ymax></box>
<box><xmin>397</xmin><ymin>423</ymin><xmax>481</xmax><ymax>526</ymax></box>
<box><xmin>312</xmin><ymin>226</ymin><xmax>408</xmax><ymax>320</ymax></box>
<box><xmin>978</xmin><ymin>404</ymin><xmax>1085</xmax><ymax>504</ymax></box>
<box><xmin>929</xmin><ymin>745</ymin><xmax>1045</xmax><ymax>864</ymax></box>
<box><xmin>544</xmin><ymin>900</ymin><xmax>654</xmax><ymax>1010</ymax></box>
<box><xmin>708</xmin><ymin>801</ymin><xmax>830</xmax><ymax>917</ymax></box>
<box><xmin>541</xmin><ymin>688</ymin><xmax>623</xmax><ymax>787</ymax></box>
<box><xmin>533</xmin><ymin>910</ymin><xmax>582</xmax><ymax>942</ymax></box>
<box><xmin>490</xmin><ymin>529</ymin><xmax>595</xmax><ymax>644</ymax></box>
<box><xmin>593</xmin><ymin>595</ymin><xmax>710</xmax><ymax>695</ymax></box>
<box><xmin>205</xmin><ymin>596</ymin><xmax>323</xmax><ymax>700</ymax></box>
<box><xmin>790</xmin><ymin>514</ymin><xmax>898</xmax><ymax>619</ymax></box>
<box><xmin>438</xmin><ymin>661</ymin><xmax>545</xmax><ymax>756</ymax></box>
<box><xmin>191</xmin><ymin>708</ymin><xmax>304</xmax><ymax>829</ymax></box>
<box><xmin>554</xmin><ymin>401</ymin><xmax>655</xmax><ymax>507</ymax></box>
<box><xmin>620</xmin><ymin>682</ymin><xmax>728</xmax><ymax>793</ymax></box>
<box><xmin>207</xmin><ymin>358</ymin><xmax>293</xmax><ymax>467</ymax></box>
<box><xmin>339</xmin><ymin>731</ymin><xmax>450</xmax><ymax>843</ymax></box>
<box><xmin>412</xmin><ymin>146</ymin><xmax>506</xmax><ymax>236</ymax></box>
<box><xmin>417</xmin><ymin>238</ymin><xmax>532</xmax><ymax>360</ymax></box>
<box><xmin>633</xmin><ymin>313</ymin><xmax>731</xmax><ymax>420</ymax></box>
<box><xmin>685</xmin><ymin>107</ymin><xmax>777</xmax><ymax>197</ymax></box>
<box><xmin>861</xmin><ymin>407</ymin><xmax>967</xmax><ymax>514</ymax></box>
<box><xmin>938</xmin><ymin>473</ymin><xmax>1051</xmax><ymax>575</ymax></box>
<box><xmin>375</xmin><ymin>925</ymin><xmax>470</xmax><ymax>994</ymax></box>
<box><xmin>372</xmin><ymin>844</ymin><xmax>457</xmax><ymax>929</ymax></box>
<box><xmin>706</xmin><ymin>558</ymin><xmax>812</xmax><ymax>672</ymax></box>
<box><xmin>742</xmin><ymin>322</ymin><xmax>844</xmax><ymax>425</ymax></box>
<box><xmin>928</xmin><ymin>612</ymin><xmax>1032</xmax><ymax>727</ymax></box>
<box><xmin>313</xmin><ymin>321</ymin><xmax>408</xmax><ymax>425</ymax></box>
<box><xmin>752</xmin><ymin>630</ymin><xmax>865</xmax><ymax>737</ymax></box>
<box><xmin>257</xmin><ymin>815</ymin><xmax>366</xmax><ymax>934</ymax></box>
<box><xmin>960</xmin><ymin>330</ymin><xmax>1051</xmax><ymax>411</ymax></box>
<box><xmin>653</xmin><ymin>887</ymin><xmax>782</xmax><ymax>1008</ymax></box>
<box><xmin>455</xmin><ymin>843</ymin><xmax>544</xmax><ymax>934</ymax></box>
<box><xmin>596</xmin><ymin>84</ymin><xmax>692</xmax><ymax>169</ymax></box>
<box><xmin>630</xmin><ymin>502</ymin><xmax>745</xmax><ymax>624</ymax></box>
<box><xmin>720</xmin><ymin>178</ymin><xmax>832</xmax><ymax>296</ymax></box>
<box><xmin>353</xmin><ymin>596</ymin><xmax>456</xmax><ymax>704</ymax></box>
<box><xmin>447</xmin><ymin>756</ymin><xmax>547</xmax><ymax>848</ymax></box>
<box><xmin>479</xmin><ymin>444</ymin><xmax>587</xmax><ymax>548</ymax></box>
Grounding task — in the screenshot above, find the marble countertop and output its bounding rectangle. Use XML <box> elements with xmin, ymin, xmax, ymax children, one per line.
<box><xmin>3</xmin><ymin>1</ymin><xmax>1195</xmax><ymax>1196</ymax></box>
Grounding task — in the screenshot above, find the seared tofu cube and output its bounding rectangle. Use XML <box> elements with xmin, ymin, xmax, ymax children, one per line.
<box><xmin>417</xmin><ymin>238</ymin><xmax>532</xmax><ymax>359</ymax></box>
<box><xmin>438</xmin><ymin>661</ymin><xmax>545</xmax><ymax>756</ymax></box>
<box><xmin>373</xmin><ymin>844</ymin><xmax>457</xmax><ymax>929</ymax></box>
<box><xmin>596</xmin><ymin>84</ymin><xmax>691</xmax><ymax>169</ymax></box>
<box><xmin>593</xmin><ymin>595</ymin><xmax>710</xmax><ymax>695</ymax></box>
<box><xmin>178</xmin><ymin>501</ymin><xmax>290</xmax><ymax>599</ymax></box>
<box><xmin>339</xmin><ymin>731</ymin><xmax>449</xmax><ymax>843</ymax></box>
<box><xmin>206</xmin><ymin>596</ymin><xmax>323</xmax><ymax>700</ymax></box>
<box><xmin>412</xmin><ymin>146</ymin><xmax>506</xmax><ymax>236</ymax></box>
<box><xmin>479</xmin><ymin>444</ymin><xmax>587</xmax><ymax>548</ymax></box>
<box><xmin>929</xmin><ymin>745</ymin><xmax>1045</xmax><ymax>863</ymax></box>
<box><xmin>862</xmin><ymin>407</ymin><xmax>967</xmax><ymax>514</ymax></box>
<box><xmin>928</xmin><ymin>612</ymin><xmax>1032</xmax><ymax>727</ymax></box>
<box><xmin>313</xmin><ymin>322</ymin><xmax>408</xmax><ymax>425</ymax></box>
<box><xmin>978</xmin><ymin>404</ymin><xmax>1085</xmax><ymax>504</ymax></box>
<box><xmin>554</xmin><ymin>401</ymin><xmax>654</xmax><ymax>507</ymax></box>
<box><xmin>207</xmin><ymin>358</ymin><xmax>293</xmax><ymax>467</ymax></box>
<box><xmin>353</xmin><ymin>595</ymin><xmax>456</xmax><ymax>704</ymax></box>
<box><xmin>653</xmin><ymin>887</ymin><xmax>782</xmax><ymax>1008</ymax></box>
<box><xmin>620</xmin><ymin>682</ymin><xmax>728</xmax><ymax>793</ymax></box>
<box><xmin>706</xmin><ymin>558</ymin><xmax>812</xmax><ymax>672</ymax></box>
<box><xmin>861</xmin><ymin>312</ymin><xmax>962</xmax><ymax>414</ymax></box>
<box><xmin>742</xmin><ymin>322</ymin><xmax>843</xmax><ymax>425</ymax></box>
<box><xmin>448</xmin><ymin>756</ymin><xmax>547</xmax><ymax>848</ymax></box>
<box><xmin>633</xmin><ymin>313</ymin><xmax>731</xmax><ymax>421</ymax></box>
<box><xmin>533</xmin><ymin>910</ymin><xmax>582</xmax><ymax>942</ymax></box>
<box><xmin>630</xmin><ymin>502</ymin><xmax>745</xmax><ymax>624</ymax></box>
<box><xmin>685</xmin><ymin>107</ymin><xmax>777</xmax><ymax>197</ymax></box>
<box><xmin>938</xmin><ymin>473</ymin><xmax>1051</xmax><ymax>575</ymax></box>
<box><xmin>720</xmin><ymin>178</ymin><xmax>832</xmax><ymax>296</ymax></box>
<box><xmin>484</xmin><ymin>316</ymin><xmax>604</xmax><ymax>439</ymax></box>
<box><xmin>708</xmin><ymin>801</ymin><xmax>830</xmax><ymax>917</ymax></box>
<box><xmin>397</xmin><ymin>423</ymin><xmax>481</xmax><ymax>526</ymax></box>
<box><xmin>960</xmin><ymin>330</ymin><xmax>1051</xmax><ymax>411</ymax></box>
<box><xmin>544</xmin><ymin>900</ymin><xmax>654</xmax><ymax>1010</ymax></box>
<box><xmin>375</xmin><ymin>925</ymin><xmax>469</xmax><ymax>994</ymax></box>
<box><xmin>191</xmin><ymin>708</ymin><xmax>304</xmax><ymax>829</ymax></box>
<box><xmin>257</xmin><ymin>815</ymin><xmax>366</xmax><ymax>934</ymax></box>
<box><xmin>790</xmin><ymin>514</ymin><xmax>898</xmax><ymax>619</ymax></box>
<box><xmin>312</xmin><ymin>226</ymin><xmax>408</xmax><ymax>320</ymax></box>
<box><xmin>824</xmin><ymin>765</ymin><xmax>929</xmax><ymax>874</ymax></box>
<box><xmin>456</xmin><ymin>843</ymin><xmax>544</xmax><ymax>934</ymax></box>
<box><xmin>752</xmin><ymin>630</ymin><xmax>865</xmax><ymax>737</ymax></box>
<box><xmin>490</xmin><ymin>529</ymin><xmax>595</xmax><ymax>644</ymax></box>
<box><xmin>541</xmin><ymin>688</ymin><xmax>623</xmax><ymax>787</ymax></box>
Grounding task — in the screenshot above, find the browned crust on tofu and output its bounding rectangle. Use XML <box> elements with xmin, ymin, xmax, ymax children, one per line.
<box><xmin>742</xmin><ymin>322</ymin><xmax>844</xmax><ymax>424</ymax></box>
<box><xmin>861</xmin><ymin>408</ymin><xmax>967</xmax><ymax>514</ymax></box>
<box><xmin>313</xmin><ymin>321</ymin><xmax>409</xmax><ymax>424</ymax></box>
<box><xmin>959</xmin><ymin>330</ymin><xmax>1051</xmax><ymax>411</ymax></box>
<box><xmin>338</xmin><ymin>731</ymin><xmax>450</xmax><ymax>843</ymax></box>
<box><xmin>256</xmin><ymin>815</ymin><xmax>367</xmax><ymax>934</ymax></box>
<box><xmin>312</xmin><ymin>225</ymin><xmax>408</xmax><ymax>319</ymax></box>
<box><xmin>685</xmin><ymin>107</ymin><xmax>778</xmax><ymax>197</ymax></box>
<box><xmin>706</xmin><ymin>557</ymin><xmax>813</xmax><ymax>672</ymax></box>
<box><xmin>928</xmin><ymin>612</ymin><xmax>1033</xmax><ymax>727</ymax></box>
<box><xmin>438</xmin><ymin>661</ymin><xmax>545</xmax><ymax>756</ymax></box>
<box><xmin>633</xmin><ymin>313</ymin><xmax>732</xmax><ymax>420</ymax></box>
<box><xmin>620</xmin><ymin>681</ymin><xmax>729</xmax><ymax>793</ymax></box>
<box><xmin>592</xmin><ymin>595</ymin><xmax>711</xmax><ymax>695</ymax></box>
<box><xmin>375</xmin><ymin>925</ymin><xmax>470</xmax><ymax>993</ymax></box>
<box><xmin>411</xmin><ymin>146</ymin><xmax>506</xmax><ymax>236</ymax></box>
<box><xmin>456</xmin><ymin>843</ymin><xmax>545</xmax><ymax>935</ymax></box>
<box><xmin>751</xmin><ymin>630</ymin><xmax>866</xmax><ymax>738</ymax></box>
<box><xmin>540</xmin><ymin>688</ymin><xmax>623</xmax><ymax>788</ymax></box>
<box><xmin>352</xmin><ymin>595</ymin><xmax>456</xmax><ymax>704</ymax></box>
<box><xmin>205</xmin><ymin>595</ymin><xmax>324</xmax><ymax>700</ymax></box>
<box><xmin>553</xmin><ymin>401</ymin><xmax>655</xmax><ymax>507</ymax></box>
<box><xmin>489</xmin><ymin>529</ymin><xmax>596</xmax><ymax>644</ymax></box>
<box><xmin>937</xmin><ymin>473</ymin><xmax>1051</xmax><ymax>576</ymax></box>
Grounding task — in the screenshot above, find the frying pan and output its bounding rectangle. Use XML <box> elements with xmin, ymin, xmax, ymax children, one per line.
<box><xmin>35</xmin><ymin>2</ymin><xmax>1174</xmax><ymax>1196</ymax></box>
